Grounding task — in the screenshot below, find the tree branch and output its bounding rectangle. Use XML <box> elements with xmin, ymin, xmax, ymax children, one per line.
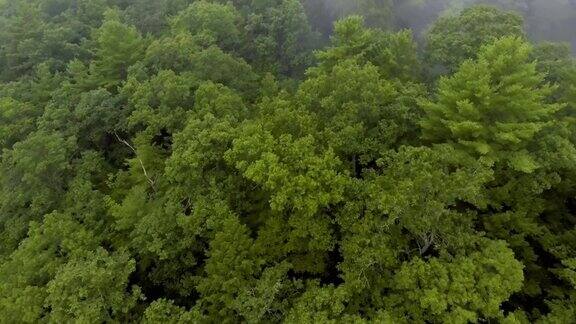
<box><xmin>114</xmin><ymin>132</ymin><xmax>156</xmax><ymax>192</ymax></box>
<box><xmin>418</xmin><ymin>233</ymin><xmax>435</xmax><ymax>256</ymax></box>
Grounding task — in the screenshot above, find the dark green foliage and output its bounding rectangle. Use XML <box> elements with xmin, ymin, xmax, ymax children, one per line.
<box><xmin>89</xmin><ymin>9</ymin><xmax>146</xmax><ymax>89</ymax></box>
<box><xmin>170</xmin><ymin>1</ymin><xmax>241</xmax><ymax>50</ymax></box>
<box><xmin>241</xmin><ymin>0</ymin><xmax>318</xmax><ymax>77</ymax></box>
<box><xmin>426</xmin><ymin>5</ymin><xmax>525</xmax><ymax>73</ymax></box>
<box><xmin>1</xmin><ymin>1</ymin><xmax>576</xmax><ymax>323</ymax></box>
<box><xmin>0</xmin><ymin>0</ymin><xmax>108</xmax><ymax>81</ymax></box>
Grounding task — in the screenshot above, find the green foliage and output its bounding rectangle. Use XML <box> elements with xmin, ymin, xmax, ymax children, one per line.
<box><xmin>426</xmin><ymin>5</ymin><xmax>525</xmax><ymax>73</ymax></box>
<box><xmin>316</xmin><ymin>16</ymin><xmax>422</xmax><ymax>82</ymax></box>
<box><xmin>299</xmin><ymin>58</ymin><xmax>423</xmax><ymax>168</ymax></box>
<box><xmin>90</xmin><ymin>9</ymin><xmax>145</xmax><ymax>88</ymax></box>
<box><xmin>421</xmin><ymin>37</ymin><xmax>561</xmax><ymax>173</ymax></box>
<box><xmin>0</xmin><ymin>98</ymin><xmax>41</xmax><ymax>149</ymax></box>
<box><xmin>170</xmin><ymin>1</ymin><xmax>240</xmax><ymax>50</ymax></box>
<box><xmin>123</xmin><ymin>0</ymin><xmax>193</xmax><ymax>36</ymax></box>
<box><xmin>242</xmin><ymin>0</ymin><xmax>318</xmax><ymax>77</ymax></box>
<box><xmin>44</xmin><ymin>249</ymin><xmax>141</xmax><ymax>323</ymax></box>
<box><xmin>1</xmin><ymin>131</ymin><xmax>75</xmax><ymax>218</ymax></box>
<box><xmin>144</xmin><ymin>32</ymin><xmax>200</xmax><ymax>73</ymax></box>
<box><xmin>0</xmin><ymin>207</ymin><xmax>128</xmax><ymax>322</ymax></box>
<box><xmin>387</xmin><ymin>240</ymin><xmax>524</xmax><ymax>322</ymax></box>
<box><xmin>0</xmin><ymin>1</ymin><xmax>575</xmax><ymax>323</ymax></box>
<box><xmin>143</xmin><ymin>299</ymin><xmax>200</xmax><ymax>323</ymax></box>
<box><xmin>0</xmin><ymin>0</ymin><xmax>108</xmax><ymax>81</ymax></box>
<box><xmin>0</xmin><ymin>3</ymin><xmax>45</xmax><ymax>81</ymax></box>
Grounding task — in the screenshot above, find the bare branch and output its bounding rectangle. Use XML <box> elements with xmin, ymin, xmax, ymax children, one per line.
<box><xmin>418</xmin><ymin>233</ymin><xmax>435</xmax><ymax>256</ymax></box>
<box><xmin>114</xmin><ymin>132</ymin><xmax>156</xmax><ymax>192</ymax></box>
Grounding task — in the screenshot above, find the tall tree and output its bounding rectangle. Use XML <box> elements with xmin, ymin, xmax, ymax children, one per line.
<box><xmin>90</xmin><ymin>9</ymin><xmax>145</xmax><ymax>89</ymax></box>
<box><xmin>426</xmin><ymin>5</ymin><xmax>525</xmax><ymax>73</ymax></box>
<box><xmin>422</xmin><ymin>36</ymin><xmax>560</xmax><ymax>173</ymax></box>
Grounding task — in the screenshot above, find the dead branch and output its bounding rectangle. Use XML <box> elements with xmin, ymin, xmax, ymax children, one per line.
<box><xmin>114</xmin><ymin>132</ymin><xmax>156</xmax><ymax>193</ymax></box>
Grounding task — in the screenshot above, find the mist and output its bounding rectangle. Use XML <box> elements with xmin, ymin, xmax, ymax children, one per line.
<box><xmin>303</xmin><ymin>0</ymin><xmax>576</xmax><ymax>52</ymax></box>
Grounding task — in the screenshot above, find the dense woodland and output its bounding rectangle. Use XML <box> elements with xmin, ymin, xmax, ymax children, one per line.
<box><xmin>1</xmin><ymin>0</ymin><xmax>576</xmax><ymax>322</ymax></box>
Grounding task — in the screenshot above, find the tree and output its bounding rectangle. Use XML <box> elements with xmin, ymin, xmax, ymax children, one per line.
<box><xmin>0</xmin><ymin>131</ymin><xmax>75</xmax><ymax>220</ymax></box>
<box><xmin>0</xmin><ymin>0</ymin><xmax>575</xmax><ymax>322</ymax></box>
<box><xmin>0</xmin><ymin>127</ymin><xmax>80</xmax><ymax>260</ymax></box>
<box><xmin>426</xmin><ymin>5</ymin><xmax>525</xmax><ymax>73</ymax></box>
<box><xmin>0</xmin><ymin>2</ymin><xmax>46</xmax><ymax>81</ymax></box>
<box><xmin>144</xmin><ymin>31</ymin><xmax>200</xmax><ymax>73</ymax></box>
<box><xmin>0</xmin><ymin>212</ymin><xmax>97</xmax><ymax>322</ymax></box>
<box><xmin>298</xmin><ymin>59</ymin><xmax>423</xmax><ymax>172</ymax></box>
<box><xmin>300</xmin><ymin>18</ymin><xmax>426</xmax><ymax>170</ymax></box>
<box><xmin>0</xmin><ymin>98</ymin><xmax>41</xmax><ymax>149</ymax></box>
<box><xmin>44</xmin><ymin>249</ymin><xmax>141</xmax><ymax>323</ymax></box>
<box><xmin>0</xmin><ymin>0</ymin><xmax>108</xmax><ymax>81</ymax></box>
<box><xmin>90</xmin><ymin>9</ymin><xmax>145</xmax><ymax>88</ymax></box>
<box><xmin>386</xmin><ymin>240</ymin><xmax>524</xmax><ymax>322</ymax></box>
<box><xmin>316</xmin><ymin>16</ymin><xmax>422</xmax><ymax>82</ymax></box>
<box><xmin>124</xmin><ymin>0</ymin><xmax>170</xmax><ymax>35</ymax></box>
<box><xmin>422</xmin><ymin>36</ymin><xmax>576</xmax><ymax>320</ymax></box>
<box><xmin>169</xmin><ymin>1</ymin><xmax>241</xmax><ymax>50</ymax></box>
<box><xmin>242</xmin><ymin>0</ymin><xmax>318</xmax><ymax>77</ymax></box>
<box><xmin>421</xmin><ymin>36</ymin><xmax>561</xmax><ymax>174</ymax></box>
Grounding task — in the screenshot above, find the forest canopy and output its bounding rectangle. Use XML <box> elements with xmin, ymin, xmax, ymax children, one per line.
<box><xmin>1</xmin><ymin>0</ymin><xmax>576</xmax><ymax>323</ymax></box>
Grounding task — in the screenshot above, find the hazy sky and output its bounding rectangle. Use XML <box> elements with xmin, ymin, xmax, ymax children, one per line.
<box><xmin>398</xmin><ymin>0</ymin><xmax>576</xmax><ymax>51</ymax></box>
<box><xmin>315</xmin><ymin>0</ymin><xmax>576</xmax><ymax>51</ymax></box>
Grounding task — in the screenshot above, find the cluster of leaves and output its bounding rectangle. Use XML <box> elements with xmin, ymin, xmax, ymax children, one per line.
<box><xmin>1</xmin><ymin>1</ymin><xmax>576</xmax><ymax>322</ymax></box>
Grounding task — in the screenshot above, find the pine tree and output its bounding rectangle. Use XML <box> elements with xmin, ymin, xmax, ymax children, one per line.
<box><xmin>422</xmin><ymin>36</ymin><xmax>562</xmax><ymax>174</ymax></box>
<box><xmin>90</xmin><ymin>9</ymin><xmax>145</xmax><ymax>88</ymax></box>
